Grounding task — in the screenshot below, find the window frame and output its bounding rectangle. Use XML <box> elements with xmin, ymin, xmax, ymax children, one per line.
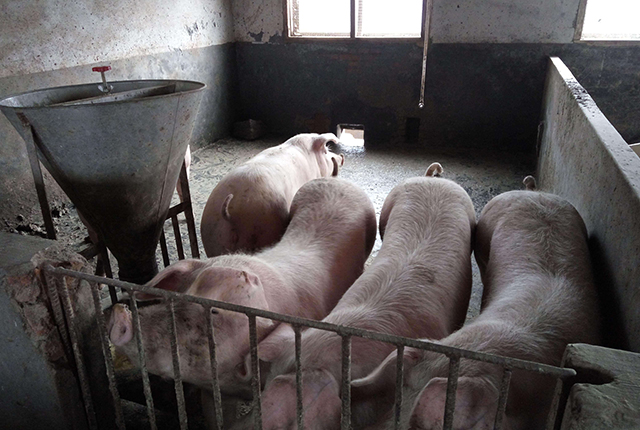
<box><xmin>574</xmin><ymin>0</ymin><xmax>640</xmax><ymax>45</ymax></box>
<box><xmin>283</xmin><ymin>0</ymin><xmax>430</xmax><ymax>43</ymax></box>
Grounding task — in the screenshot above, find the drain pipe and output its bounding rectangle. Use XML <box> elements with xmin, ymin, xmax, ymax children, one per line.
<box><xmin>419</xmin><ymin>0</ymin><xmax>435</xmax><ymax>109</ymax></box>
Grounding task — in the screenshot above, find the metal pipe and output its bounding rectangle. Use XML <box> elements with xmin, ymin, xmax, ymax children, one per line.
<box><xmin>493</xmin><ymin>368</ymin><xmax>512</xmax><ymax>430</ymax></box>
<box><xmin>128</xmin><ymin>290</ymin><xmax>158</xmax><ymax>430</ymax></box>
<box><xmin>340</xmin><ymin>335</ymin><xmax>352</xmax><ymax>430</ymax></box>
<box><xmin>43</xmin><ymin>269</ymin><xmax>74</xmax><ymax>359</ymax></box>
<box><xmin>17</xmin><ymin>114</ymin><xmax>56</xmax><ymax>239</ymax></box>
<box><xmin>168</xmin><ymin>299</ymin><xmax>188</xmax><ymax>429</ymax></box>
<box><xmin>58</xmin><ymin>276</ymin><xmax>98</xmax><ymax>430</ymax></box>
<box><xmin>442</xmin><ymin>356</ymin><xmax>460</xmax><ymax>430</ymax></box>
<box><xmin>160</xmin><ymin>229</ymin><xmax>171</xmax><ymax>267</ymax></box>
<box><xmin>248</xmin><ymin>314</ymin><xmax>263</xmax><ymax>430</ymax></box>
<box><xmin>419</xmin><ymin>0</ymin><xmax>435</xmax><ymax>109</ymax></box>
<box><xmin>394</xmin><ymin>345</ymin><xmax>405</xmax><ymax>430</ymax></box>
<box><xmin>294</xmin><ymin>325</ymin><xmax>305</xmax><ymax>430</ymax></box>
<box><xmin>178</xmin><ymin>160</ymin><xmax>200</xmax><ymax>259</ymax></box>
<box><xmin>171</xmin><ymin>215</ymin><xmax>185</xmax><ymax>260</ymax></box>
<box><xmin>205</xmin><ymin>305</ymin><xmax>224</xmax><ymax>430</ymax></box>
<box><xmin>90</xmin><ymin>283</ymin><xmax>125</xmax><ymax>429</ymax></box>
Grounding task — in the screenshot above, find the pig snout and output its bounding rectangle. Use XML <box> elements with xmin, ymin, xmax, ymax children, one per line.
<box><xmin>107</xmin><ymin>303</ymin><xmax>133</xmax><ymax>346</ymax></box>
<box><xmin>260</xmin><ymin>370</ymin><xmax>341</xmax><ymax>430</ymax></box>
<box><xmin>409</xmin><ymin>377</ymin><xmax>499</xmax><ymax>430</ymax></box>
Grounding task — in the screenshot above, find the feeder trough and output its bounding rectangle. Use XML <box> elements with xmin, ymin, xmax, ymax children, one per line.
<box><xmin>0</xmin><ymin>79</ymin><xmax>205</xmax><ymax>284</ymax></box>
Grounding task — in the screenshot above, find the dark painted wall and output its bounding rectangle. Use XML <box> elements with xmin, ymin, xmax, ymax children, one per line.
<box><xmin>235</xmin><ymin>42</ymin><xmax>640</xmax><ymax>150</ymax></box>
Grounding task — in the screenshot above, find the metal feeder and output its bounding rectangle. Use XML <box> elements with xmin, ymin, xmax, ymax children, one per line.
<box><xmin>0</xmin><ymin>69</ymin><xmax>205</xmax><ymax>284</ymax></box>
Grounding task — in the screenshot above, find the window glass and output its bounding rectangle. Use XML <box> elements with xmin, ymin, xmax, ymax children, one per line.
<box><xmin>358</xmin><ymin>0</ymin><xmax>423</xmax><ymax>37</ymax></box>
<box><xmin>294</xmin><ymin>0</ymin><xmax>351</xmax><ymax>37</ymax></box>
<box><xmin>581</xmin><ymin>0</ymin><xmax>640</xmax><ymax>41</ymax></box>
<box><xmin>289</xmin><ymin>0</ymin><xmax>424</xmax><ymax>38</ymax></box>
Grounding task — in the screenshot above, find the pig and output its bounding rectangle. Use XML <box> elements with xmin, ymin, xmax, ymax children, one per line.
<box><xmin>352</xmin><ymin>178</ymin><xmax>601</xmax><ymax>430</ymax></box>
<box><xmin>107</xmin><ymin>177</ymin><xmax>376</xmax><ymax>398</ymax></box>
<box><xmin>200</xmin><ymin>133</ymin><xmax>345</xmax><ymax>257</ymax></box>
<box><xmin>235</xmin><ymin>162</ymin><xmax>476</xmax><ymax>430</ymax></box>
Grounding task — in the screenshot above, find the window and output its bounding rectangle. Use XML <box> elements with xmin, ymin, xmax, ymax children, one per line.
<box><xmin>337</xmin><ymin>124</ymin><xmax>365</xmax><ymax>147</ymax></box>
<box><xmin>577</xmin><ymin>0</ymin><xmax>640</xmax><ymax>41</ymax></box>
<box><xmin>287</xmin><ymin>0</ymin><xmax>426</xmax><ymax>39</ymax></box>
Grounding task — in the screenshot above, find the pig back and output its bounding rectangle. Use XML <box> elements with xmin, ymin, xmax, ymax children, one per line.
<box><xmin>259</xmin><ymin>177</ymin><xmax>377</xmax><ymax>318</ymax></box>
<box><xmin>476</xmin><ymin>191</ymin><xmax>595</xmax><ymax>303</ymax></box>
<box><xmin>327</xmin><ymin>176</ymin><xmax>476</xmax><ymax>347</ymax></box>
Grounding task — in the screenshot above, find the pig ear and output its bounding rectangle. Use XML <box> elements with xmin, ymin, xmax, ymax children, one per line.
<box><xmin>107</xmin><ymin>304</ymin><xmax>133</xmax><ymax>346</ymax></box>
<box><xmin>412</xmin><ymin>376</ymin><xmax>499</xmax><ymax>429</ymax></box>
<box><xmin>351</xmin><ymin>347</ymin><xmax>422</xmax><ymax>398</ymax></box>
<box><xmin>236</xmin><ymin>324</ymin><xmax>294</xmax><ymax>382</ymax></box>
<box><xmin>190</xmin><ymin>266</ymin><xmax>265</xmax><ymax>301</ymax></box>
<box><xmin>312</xmin><ymin>133</ymin><xmax>339</xmax><ymax>151</ymax></box>
<box><xmin>137</xmin><ymin>259</ymin><xmax>208</xmax><ymax>300</ymax></box>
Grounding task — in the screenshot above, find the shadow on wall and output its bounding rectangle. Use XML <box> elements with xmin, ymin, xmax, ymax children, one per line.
<box><xmin>588</xmin><ymin>236</ymin><xmax>629</xmax><ymax>351</ymax></box>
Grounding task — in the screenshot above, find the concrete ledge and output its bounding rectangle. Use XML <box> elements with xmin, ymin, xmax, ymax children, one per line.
<box><xmin>537</xmin><ymin>57</ymin><xmax>640</xmax><ymax>352</ymax></box>
<box><xmin>0</xmin><ymin>232</ymin><xmax>94</xmax><ymax>430</ymax></box>
<box><xmin>557</xmin><ymin>344</ymin><xmax>640</xmax><ymax>429</ymax></box>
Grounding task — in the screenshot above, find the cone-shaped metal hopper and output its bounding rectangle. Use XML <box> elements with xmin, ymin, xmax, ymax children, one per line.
<box><xmin>1</xmin><ymin>80</ymin><xmax>205</xmax><ymax>283</ymax></box>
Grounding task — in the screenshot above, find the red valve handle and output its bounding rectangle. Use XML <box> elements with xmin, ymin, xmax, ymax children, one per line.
<box><xmin>92</xmin><ymin>66</ymin><xmax>111</xmax><ymax>73</ymax></box>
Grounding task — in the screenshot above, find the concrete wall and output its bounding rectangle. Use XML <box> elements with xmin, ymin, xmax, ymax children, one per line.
<box><xmin>232</xmin><ymin>0</ymin><xmax>640</xmax><ymax>149</ymax></box>
<box><xmin>0</xmin><ymin>233</ymin><xmax>93</xmax><ymax>430</ymax></box>
<box><xmin>0</xmin><ymin>0</ymin><xmax>238</xmax><ymax>228</ymax></box>
<box><xmin>537</xmin><ymin>57</ymin><xmax>640</xmax><ymax>352</ymax></box>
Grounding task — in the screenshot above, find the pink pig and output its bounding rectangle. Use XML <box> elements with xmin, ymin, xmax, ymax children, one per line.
<box><xmin>235</xmin><ymin>163</ymin><xmax>476</xmax><ymax>430</ymax></box>
<box><xmin>353</xmin><ymin>179</ymin><xmax>601</xmax><ymax>430</ymax></box>
<box><xmin>107</xmin><ymin>177</ymin><xmax>375</xmax><ymax>398</ymax></box>
<box><xmin>200</xmin><ymin>133</ymin><xmax>345</xmax><ymax>257</ymax></box>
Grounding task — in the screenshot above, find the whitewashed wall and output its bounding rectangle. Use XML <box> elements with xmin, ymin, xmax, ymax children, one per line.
<box><xmin>0</xmin><ymin>0</ymin><xmax>234</xmax><ymax>79</ymax></box>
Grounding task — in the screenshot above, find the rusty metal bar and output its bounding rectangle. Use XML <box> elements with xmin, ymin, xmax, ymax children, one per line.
<box><xmin>177</xmin><ymin>160</ymin><xmax>200</xmax><ymax>259</ymax></box>
<box><xmin>128</xmin><ymin>290</ymin><xmax>157</xmax><ymax>430</ymax></box>
<box><xmin>95</xmin><ymin>240</ymin><xmax>117</xmax><ymax>304</ymax></box>
<box><xmin>394</xmin><ymin>345</ymin><xmax>405</xmax><ymax>430</ymax></box>
<box><xmin>171</xmin><ymin>214</ymin><xmax>185</xmax><ymax>260</ymax></box>
<box><xmin>44</xmin><ymin>267</ymin><xmax>578</xmax><ymax>381</ymax></box>
<box><xmin>294</xmin><ymin>325</ymin><xmax>304</xmax><ymax>430</ymax></box>
<box><xmin>159</xmin><ymin>229</ymin><xmax>170</xmax><ymax>267</ymax></box>
<box><xmin>205</xmin><ymin>305</ymin><xmax>224</xmax><ymax>430</ymax></box>
<box><xmin>419</xmin><ymin>0</ymin><xmax>435</xmax><ymax>109</ymax></box>
<box><xmin>17</xmin><ymin>113</ymin><xmax>56</xmax><ymax>239</ymax></box>
<box><xmin>168</xmin><ymin>299</ymin><xmax>188</xmax><ymax>430</ymax></box>
<box><xmin>43</xmin><ymin>268</ymin><xmax>74</xmax><ymax>359</ymax></box>
<box><xmin>340</xmin><ymin>335</ymin><xmax>352</xmax><ymax>430</ymax></box>
<box><xmin>442</xmin><ymin>356</ymin><xmax>460</xmax><ymax>430</ymax></box>
<box><xmin>58</xmin><ymin>276</ymin><xmax>98</xmax><ymax>430</ymax></box>
<box><xmin>166</xmin><ymin>202</ymin><xmax>187</xmax><ymax>219</ymax></box>
<box><xmin>90</xmin><ymin>283</ymin><xmax>125</xmax><ymax>429</ymax></box>
<box><xmin>493</xmin><ymin>368</ymin><xmax>512</xmax><ymax>430</ymax></box>
<box><xmin>350</xmin><ymin>0</ymin><xmax>356</xmax><ymax>38</ymax></box>
<box><xmin>248</xmin><ymin>314</ymin><xmax>263</xmax><ymax>430</ymax></box>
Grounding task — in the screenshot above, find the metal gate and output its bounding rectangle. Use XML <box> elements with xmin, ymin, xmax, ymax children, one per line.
<box><xmin>42</xmin><ymin>265</ymin><xmax>576</xmax><ymax>430</ymax></box>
